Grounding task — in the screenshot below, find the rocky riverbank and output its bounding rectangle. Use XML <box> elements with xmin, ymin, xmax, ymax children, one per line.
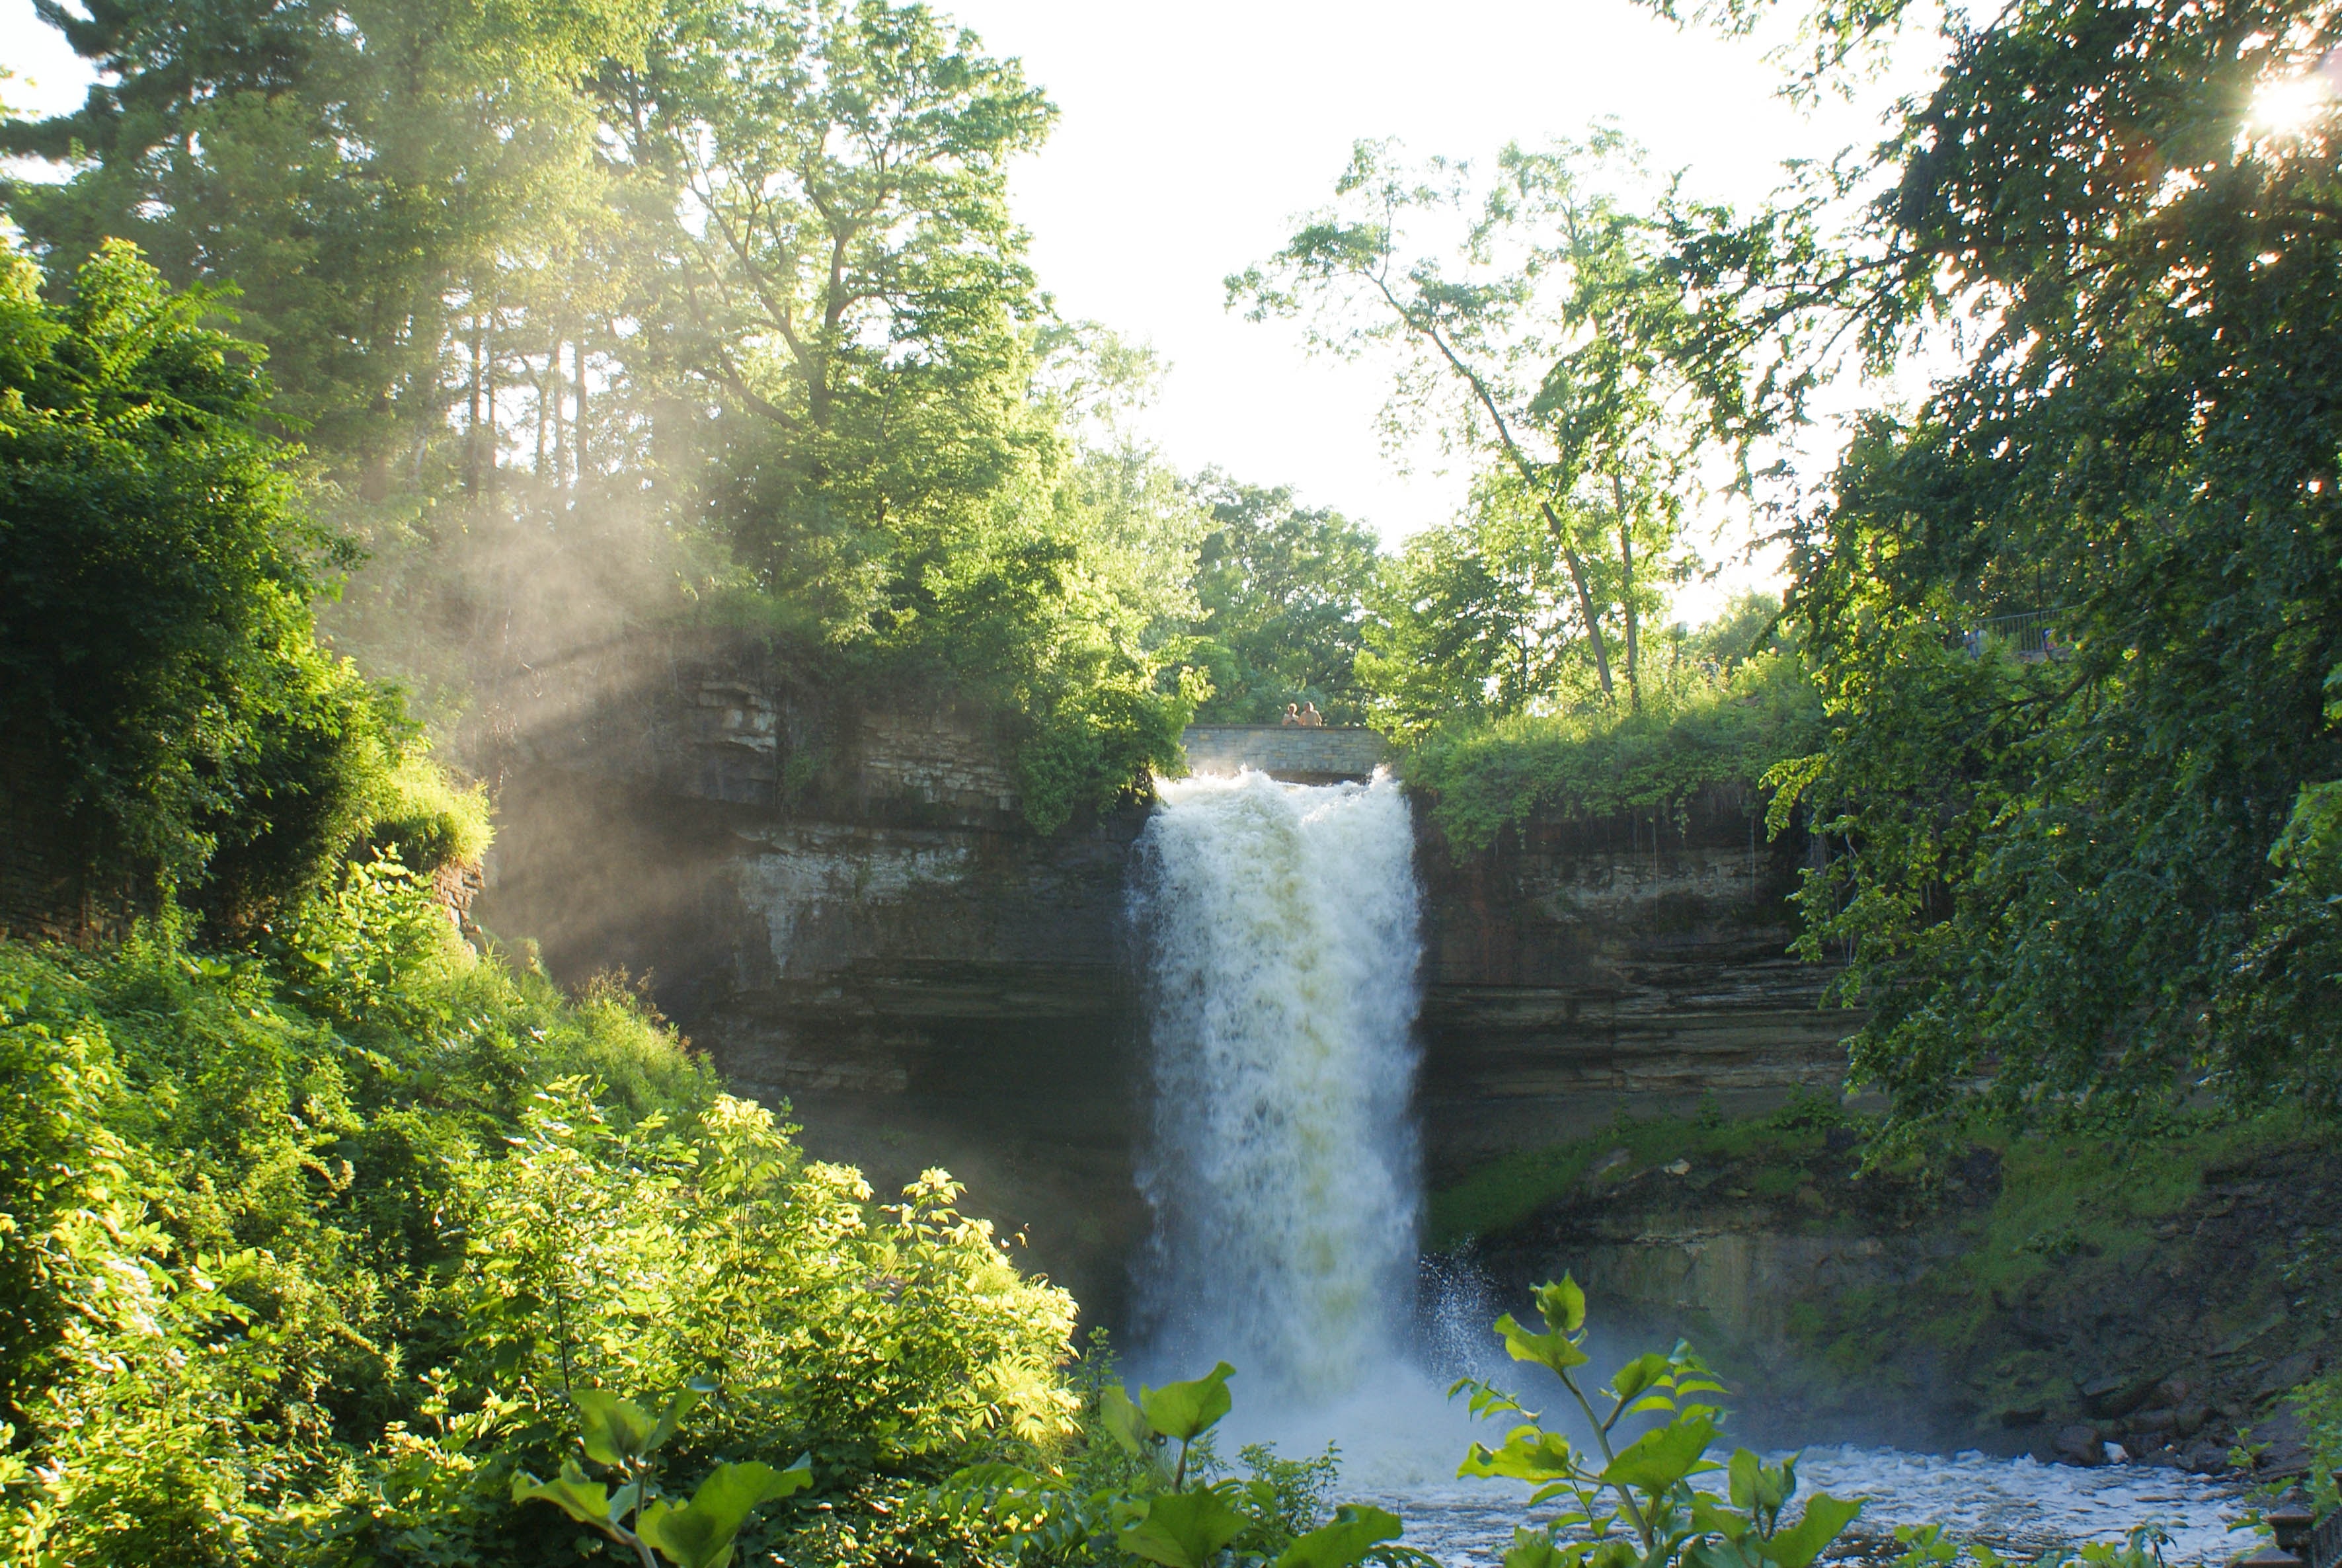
<box><xmin>1442</xmin><ymin>1108</ymin><xmax>2338</xmax><ymax>1478</ymax></box>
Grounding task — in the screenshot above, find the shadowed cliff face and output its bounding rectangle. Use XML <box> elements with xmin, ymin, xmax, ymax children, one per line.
<box><xmin>1414</xmin><ymin>797</ymin><xmax>1857</xmax><ymax>1177</ymax></box>
<box><xmin>471</xmin><ymin>637</ymin><xmax>1857</xmax><ymax>1327</ymax></box>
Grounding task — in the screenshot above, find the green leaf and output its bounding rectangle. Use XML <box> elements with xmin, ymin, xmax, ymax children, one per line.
<box><xmin>1138</xmin><ymin>1362</ymin><xmax>1236</xmax><ymax>1442</ymax></box>
<box><xmin>636</xmin><ymin>1456</ymin><xmax>814</xmax><ymax>1568</ymax></box>
<box><xmin>1598</xmin><ymin>1416</ymin><xmax>1719</xmax><ymax>1493</ymax></box>
<box><xmin>1536</xmin><ymin>1276</ymin><xmax>1588</xmax><ymax>1334</ymax></box>
<box><xmin>1118</xmin><ymin>1486</ymin><xmax>1251</xmax><ymax>1568</ymax></box>
<box><xmin>572</xmin><ymin>1388</ymin><xmax>663</xmax><ymax>1467</ymax></box>
<box><xmin>1102</xmin><ymin>1382</ymin><xmax>1156</xmax><ymax>1456</ymax></box>
<box><xmin>1608</xmin><ymin>1352</ymin><xmax>1672</xmax><ymax>1404</ymax></box>
<box><xmin>1728</xmin><ymin>1448</ymin><xmax>1760</xmax><ymax>1510</ymax></box>
<box><xmin>647</xmin><ymin>1384</ymin><xmax>711</xmax><ymax>1454</ymax></box>
<box><xmin>512</xmin><ymin>1458</ymin><xmax>627</xmax><ymax>1528</ymax></box>
<box><xmin>1449</xmin><ymin>1376</ymin><xmax>1534</xmax><ymax>1420</ymax></box>
<box><xmin>1459</xmin><ymin>1423</ymin><xmax>1579</xmax><ymax>1485</ymax></box>
<box><xmin>1274</xmin><ymin>1504</ymin><xmax>1405</xmax><ymax>1568</ymax></box>
<box><xmin>1502</xmin><ymin>1528</ymin><xmax>1573</xmax><ymax>1568</ymax></box>
<box><xmin>1495</xmin><ymin>1312</ymin><xmax>1590</xmax><ymax>1376</ymax></box>
<box><xmin>1694</xmin><ymin>1492</ymin><xmax>1752</xmax><ymax>1544</ymax></box>
<box><xmin>1762</xmin><ymin>1494</ymin><xmax>1862</xmax><ymax>1568</ymax></box>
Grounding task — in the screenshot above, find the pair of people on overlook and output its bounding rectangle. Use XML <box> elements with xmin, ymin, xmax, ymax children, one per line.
<box><xmin>1281</xmin><ymin>703</ymin><xmax>1325</xmax><ymax>727</ymax></box>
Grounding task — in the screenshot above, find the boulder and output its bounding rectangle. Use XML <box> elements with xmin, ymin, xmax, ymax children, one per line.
<box><xmin>2055</xmin><ymin>1424</ymin><xmax>2107</xmax><ymax>1466</ymax></box>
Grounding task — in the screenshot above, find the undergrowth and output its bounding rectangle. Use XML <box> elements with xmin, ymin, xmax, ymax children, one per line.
<box><xmin>1401</xmin><ymin>651</ymin><xmax>1822</xmax><ymax>855</ymax></box>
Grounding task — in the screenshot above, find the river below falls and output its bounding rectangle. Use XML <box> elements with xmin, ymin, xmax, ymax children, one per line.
<box><xmin>1361</xmin><ymin>1450</ymin><xmax>2250</xmax><ymax>1567</ymax></box>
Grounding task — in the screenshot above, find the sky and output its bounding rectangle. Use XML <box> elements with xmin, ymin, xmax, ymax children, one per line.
<box><xmin>1</xmin><ymin>0</ymin><xmax>1938</xmax><ymax>619</ymax></box>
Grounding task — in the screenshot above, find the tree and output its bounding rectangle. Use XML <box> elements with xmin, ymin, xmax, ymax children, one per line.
<box><xmin>1356</xmin><ymin>483</ymin><xmax>1584</xmax><ymax>738</ymax></box>
<box><xmin>1664</xmin><ymin>0</ymin><xmax>2342</xmax><ymax>1136</ymax></box>
<box><xmin>0</xmin><ymin>0</ymin><xmax>637</xmax><ymax>489</ymax></box>
<box><xmin>1233</xmin><ymin>134</ymin><xmax>1735</xmax><ymax>709</ymax></box>
<box><xmin>1187</xmin><ymin>476</ymin><xmax>1380</xmax><ymax>725</ymax></box>
<box><xmin>621</xmin><ymin>0</ymin><xmax>1057</xmax><ymax>622</ymax></box>
<box><xmin>0</xmin><ymin>240</ymin><xmax>430</xmax><ymax>921</ymax></box>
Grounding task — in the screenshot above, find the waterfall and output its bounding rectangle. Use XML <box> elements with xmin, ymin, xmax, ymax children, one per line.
<box><xmin>1128</xmin><ymin>767</ymin><xmax>1424</xmax><ymax>1405</ymax></box>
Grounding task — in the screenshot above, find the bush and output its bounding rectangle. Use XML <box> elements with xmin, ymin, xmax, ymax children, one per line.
<box><xmin>1403</xmin><ymin>650</ymin><xmax>1822</xmax><ymax>854</ymax></box>
<box><xmin>0</xmin><ymin>859</ymin><xmax>1081</xmax><ymax>1565</ymax></box>
<box><xmin>0</xmin><ymin>238</ymin><xmax>485</xmax><ymax>931</ymax></box>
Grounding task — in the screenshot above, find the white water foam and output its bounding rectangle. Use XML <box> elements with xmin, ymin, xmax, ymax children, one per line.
<box><xmin>1128</xmin><ymin>767</ymin><xmax>1424</xmax><ymax>1408</ymax></box>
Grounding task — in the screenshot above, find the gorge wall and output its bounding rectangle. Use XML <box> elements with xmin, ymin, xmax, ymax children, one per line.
<box><xmin>471</xmin><ymin>635</ymin><xmax>1855</xmax><ymax>1324</ymax></box>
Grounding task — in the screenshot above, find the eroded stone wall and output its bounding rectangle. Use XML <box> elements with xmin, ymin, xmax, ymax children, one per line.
<box><xmin>1415</xmin><ymin>793</ymin><xmax>1854</xmax><ymax>1173</ymax></box>
<box><xmin>473</xmin><ymin>637</ymin><xmax>1855</xmax><ymax>1323</ymax></box>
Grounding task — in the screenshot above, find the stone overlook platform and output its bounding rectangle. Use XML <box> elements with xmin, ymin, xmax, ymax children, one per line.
<box><xmin>1177</xmin><ymin>724</ymin><xmax>1389</xmax><ymax>784</ymax></box>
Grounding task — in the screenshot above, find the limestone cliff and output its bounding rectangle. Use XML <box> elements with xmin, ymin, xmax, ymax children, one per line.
<box><xmin>470</xmin><ymin>635</ymin><xmax>1857</xmax><ymax>1323</ymax></box>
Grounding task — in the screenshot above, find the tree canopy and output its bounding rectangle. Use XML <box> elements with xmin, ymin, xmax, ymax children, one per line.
<box><xmin>1654</xmin><ymin>0</ymin><xmax>2342</xmax><ymax>1138</ymax></box>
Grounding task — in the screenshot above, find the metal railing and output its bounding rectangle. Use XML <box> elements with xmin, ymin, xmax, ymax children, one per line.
<box><xmin>1955</xmin><ymin>609</ymin><xmax>2071</xmax><ymax>663</ymax></box>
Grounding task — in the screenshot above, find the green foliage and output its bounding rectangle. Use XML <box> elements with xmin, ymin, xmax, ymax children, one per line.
<box><xmin>944</xmin><ymin>1354</ymin><xmax>1429</xmax><ymax>1568</ymax></box>
<box><xmin>1358</xmin><ymin>496</ymin><xmax>1587</xmax><ymax>738</ymax></box>
<box><xmin>0</xmin><ymin>238</ymin><xmax>488</xmax><ymax>931</ymax></box>
<box><xmin>511</xmin><ymin>1384</ymin><xmax>812</xmax><ymax>1568</ymax></box>
<box><xmin>1449</xmin><ymin>1279</ymin><xmax>1860</xmax><ymax>1568</ymax></box>
<box><xmin>1631</xmin><ymin>0</ymin><xmax>2342</xmax><ymax>1140</ymax></box>
<box><xmin>1237</xmin><ymin>134</ymin><xmax>1796</xmax><ymax>710</ymax></box>
<box><xmin>5</xmin><ymin>0</ymin><xmax>1202</xmax><ymax>845</ymax></box>
<box><xmin>1425</xmin><ymin>1097</ymin><xmax>1860</xmax><ymax>1249</ymax></box>
<box><xmin>0</xmin><ymin>867</ymin><xmax>1092</xmax><ymax>1563</ymax></box>
<box><xmin>449</xmin><ymin>1086</ymin><xmax>1081</xmax><ymax>1473</ymax></box>
<box><xmin>1403</xmin><ymin>639</ymin><xmax>1820</xmax><ymax>853</ymax></box>
<box><xmin>1187</xmin><ymin>475</ymin><xmax>1380</xmax><ymax>725</ymax></box>
<box><xmin>1881</xmin><ymin>1522</ymin><xmax>2175</xmax><ymax>1568</ymax></box>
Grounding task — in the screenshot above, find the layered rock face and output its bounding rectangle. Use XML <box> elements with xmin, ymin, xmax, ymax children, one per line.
<box><xmin>1415</xmin><ymin>801</ymin><xmax>1855</xmax><ymax>1175</ymax></box>
<box><xmin>471</xmin><ymin>636</ymin><xmax>1152</xmax><ymax>1321</ymax></box>
<box><xmin>474</xmin><ymin>639</ymin><xmax>1854</xmax><ymax>1319</ymax></box>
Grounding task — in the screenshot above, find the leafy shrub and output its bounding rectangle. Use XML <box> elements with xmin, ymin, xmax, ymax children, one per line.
<box><xmin>1452</xmin><ymin>1278</ymin><xmax>1860</xmax><ymax>1568</ymax></box>
<box><xmin>0</xmin><ymin>876</ymin><xmax>1083</xmax><ymax>1564</ymax></box>
<box><xmin>1403</xmin><ymin>652</ymin><xmax>1821</xmax><ymax>855</ymax></box>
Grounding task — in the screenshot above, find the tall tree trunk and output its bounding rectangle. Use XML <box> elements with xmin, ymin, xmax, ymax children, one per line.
<box><xmin>465</xmin><ymin>315</ymin><xmax>485</xmax><ymax>496</ymax></box>
<box><xmin>482</xmin><ymin>313</ymin><xmax>496</xmax><ymax>492</ymax></box>
<box><xmin>1613</xmin><ymin>473</ymin><xmax>1639</xmax><ymax>712</ymax></box>
<box><xmin>572</xmin><ymin>330</ymin><xmax>588</xmax><ymax>488</ymax></box>
<box><xmin>534</xmin><ymin>341</ymin><xmax>549</xmax><ymax>478</ymax></box>
<box><xmin>549</xmin><ymin>328</ymin><xmax>567</xmax><ymax>491</ymax></box>
<box><xmin>1370</xmin><ymin>276</ymin><xmax>1614</xmax><ymax>695</ymax></box>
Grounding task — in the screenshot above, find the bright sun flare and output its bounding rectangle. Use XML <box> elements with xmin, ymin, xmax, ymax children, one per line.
<box><xmin>2251</xmin><ymin>71</ymin><xmax>2336</xmax><ymax>134</ymax></box>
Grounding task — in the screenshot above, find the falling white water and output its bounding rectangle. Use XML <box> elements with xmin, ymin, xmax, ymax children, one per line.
<box><xmin>1128</xmin><ymin>767</ymin><xmax>1424</xmax><ymax>1407</ymax></box>
<box><xmin>1122</xmin><ymin>767</ymin><xmax>2250</xmax><ymax>1562</ymax></box>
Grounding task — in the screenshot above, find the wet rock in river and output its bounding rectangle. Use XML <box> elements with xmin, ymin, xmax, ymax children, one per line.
<box><xmin>2054</xmin><ymin>1424</ymin><xmax>2107</xmax><ymax>1466</ymax></box>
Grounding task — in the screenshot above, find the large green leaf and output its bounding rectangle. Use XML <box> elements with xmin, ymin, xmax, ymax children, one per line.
<box><xmin>1138</xmin><ymin>1362</ymin><xmax>1236</xmax><ymax>1442</ymax></box>
<box><xmin>1458</xmin><ymin>1423</ymin><xmax>1577</xmax><ymax>1485</ymax></box>
<box><xmin>647</xmin><ymin>1381</ymin><xmax>713</xmax><ymax>1455</ymax></box>
<box><xmin>1727</xmin><ymin>1448</ymin><xmax>1761</xmax><ymax>1511</ymax></box>
<box><xmin>1534</xmin><ymin>1276</ymin><xmax>1588</xmax><ymax>1334</ymax></box>
<box><xmin>1494</xmin><ymin>1312</ymin><xmax>1590</xmax><ymax>1376</ymax></box>
<box><xmin>1501</xmin><ymin>1528</ymin><xmax>1573</xmax><ymax>1568</ymax></box>
<box><xmin>636</xmin><ymin>1456</ymin><xmax>814</xmax><ymax>1568</ymax></box>
<box><xmin>1117</xmin><ymin>1486</ymin><xmax>1251</xmax><ymax>1568</ymax></box>
<box><xmin>572</xmin><ymin>1388</ymin><xmax>662</xmax><ymax>1468</ymax></box>
<box><xmin>1608</xmin><ymin>1352</ymin><xmax>1674</xmax><ymax>1405</ymax></box>
<box><xmin>1762</xmin><ymin>1494</ymin><xmax>1862</xmax><ymax>1568</ymax></box>
<box><xmin>1597</xmin><ymin>1416</ymin><xmax>1718</xmax><ymax>1493</ymax></box>
<box><xmin>1274</xmin><ymin>1504</ymin><xmax>1405</xmax><ymax>1568</ymax></box>
<box><xmin>512</xmin><ymin>1458</ymin><xmax>634</xmax><ymax>1528</ymax></box>
<box><xmin>1103</xmin><ymin>1383</ymin><xmax>1156</xmax><ymax>1456</ymax></box>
